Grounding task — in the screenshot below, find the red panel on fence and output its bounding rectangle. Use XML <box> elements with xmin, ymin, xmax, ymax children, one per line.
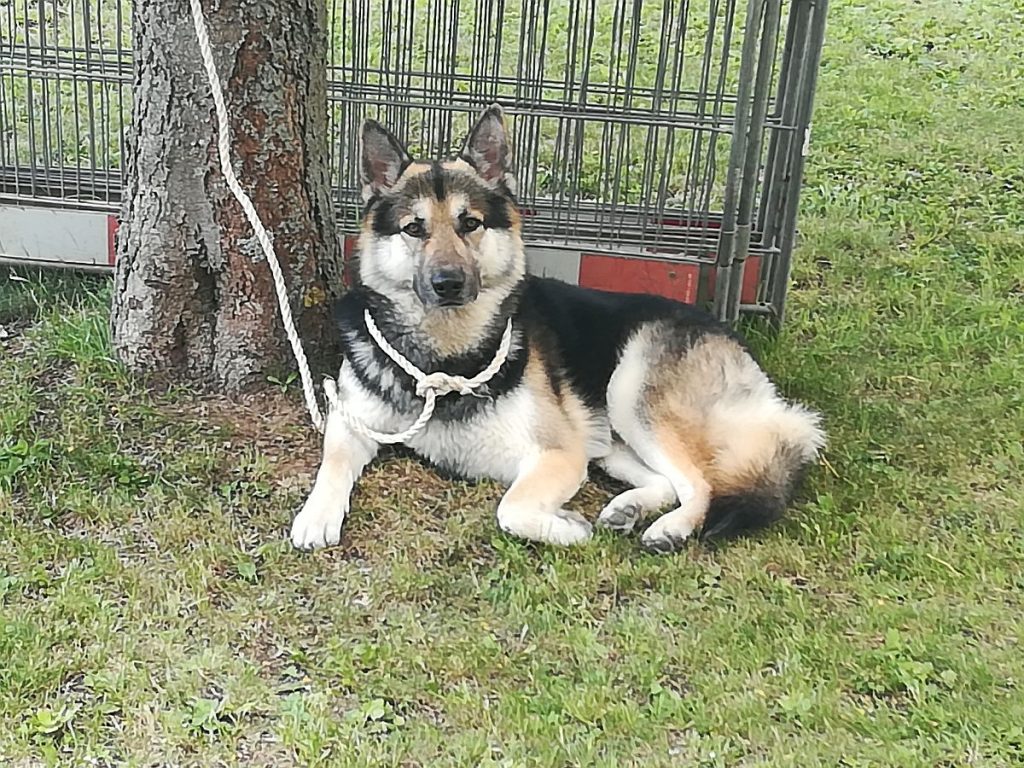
<box><xmin>705</xmin><ymin>256</ymin><xmax>763</xmax><ymax>305</ymax></box>
<box><xmin>578</xmin><ymin>253</ymin><xmax>701</xmax><ymax>304</ymax></box>
<box><xmin>107</xmin><ymin>216</ymin><xmax>119</xmax><ymax>266</ymax></box>
<box><xmin>342</xmin><ymin>235</ymin><xmax>358</xmax><ymax>287</ymax></box>
<box><xmin>741</xmin><ymin>256</ymin><xmax>762</xmax><ymax>304</ymax></box>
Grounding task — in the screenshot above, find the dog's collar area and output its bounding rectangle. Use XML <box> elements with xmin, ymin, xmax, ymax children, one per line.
<box><xmin>323</xmin><ymin>310</ymin><xmax>514</xmax><ymax>445</ymax></box>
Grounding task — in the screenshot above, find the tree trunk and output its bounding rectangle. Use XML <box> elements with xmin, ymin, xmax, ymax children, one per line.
<box><xmin>111</xmin><ymin>0</ymin><xmax>341</xmax><ymax>391</ymax></box>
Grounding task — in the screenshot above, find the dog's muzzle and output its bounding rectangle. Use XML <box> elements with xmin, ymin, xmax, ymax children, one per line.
<box><xmin>416</xmin><ymin>265</ymin><xmax>480</xmax><ymax>307</ymax></box>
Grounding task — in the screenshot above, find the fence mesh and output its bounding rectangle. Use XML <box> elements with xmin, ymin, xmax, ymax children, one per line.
<box><xmin>0</xmin><ymin>0</ymin><xmax>827</xmax><ymax>321</ymax></box>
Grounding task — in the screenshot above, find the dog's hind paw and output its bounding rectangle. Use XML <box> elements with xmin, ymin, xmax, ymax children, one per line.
<box><xmin>290</xmin><ymin>492</ymin><xmax>347</xmax><ymax>550</ymax></box>
<box><xmin>640</xmin><ymin>511</ymin><xmax>695</xmax><ymax>554</ymax></box>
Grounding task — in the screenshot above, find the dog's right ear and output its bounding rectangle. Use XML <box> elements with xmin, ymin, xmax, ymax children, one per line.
<box><xmin>360</xmin><ymin>120</ymin><xmax>412</xmax><ymax>201</ymax></box>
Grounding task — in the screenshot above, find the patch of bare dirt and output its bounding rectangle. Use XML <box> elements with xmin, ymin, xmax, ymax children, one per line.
<box><xmin>160</xmin><ymin>390</ymin><xmax>321</xmax><ymax>480</ymax></box>
<box><xmin>25</xmin><ymin>360</ymin><xmax>75</xmax><ymax>433</ymax></box>
<box><xmin>234</xmin><ymin>732</ymin><xmax>296</xmax><ymax>767</ymax></box>
<box><xmin>0</xmin><ymin>317</ymin><xmax>33</xmax><ymax>345</ymax></box>
<box><xmin>0</xmin><ymin>314</ymin><xmax>43</xmax><ymax>367</ymax></box>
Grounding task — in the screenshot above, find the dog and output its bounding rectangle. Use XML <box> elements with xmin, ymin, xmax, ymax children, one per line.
<box><xmin>290</xmin><ymin>104</ymin><xmax>825</xmax><ymax>553</ymax></box>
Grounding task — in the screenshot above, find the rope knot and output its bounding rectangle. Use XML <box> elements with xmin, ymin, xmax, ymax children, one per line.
<box><xmin>328</xmin><ymin>309</ymin><xmax>516</xmax><ymax>444</ymax></box>
<box><xmin>416</xmin><ymin>372</ymin><xmax>478</xmax><ymax>398</ymax></box>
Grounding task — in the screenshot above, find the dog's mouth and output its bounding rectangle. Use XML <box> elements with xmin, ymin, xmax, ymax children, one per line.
<box><xmin>428</xmin><ymin>289</ymin><xmax>479</xmax><ymax>309</ymax></box>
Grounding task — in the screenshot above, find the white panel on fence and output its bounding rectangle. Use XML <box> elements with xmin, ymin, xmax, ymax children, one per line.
<box><xmin>525</xmin><ymin>247</ymin><xmax>581</xmax><ymax>285</ymax></box>
<box><xmin>0</xmin><ymin>206</ymin><xmax>112</xmax><ymax>269</ymax></box>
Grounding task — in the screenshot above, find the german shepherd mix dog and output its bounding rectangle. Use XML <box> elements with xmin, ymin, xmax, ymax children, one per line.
<box><xmin>291</xmin><ymin>105</ymin><xmax>825</xmax><ymax>554</ymax></box>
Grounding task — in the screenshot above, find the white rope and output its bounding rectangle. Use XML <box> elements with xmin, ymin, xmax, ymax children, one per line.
<box><xmin>188</xmin><ymin>0</ymin><xmax>513</xmax><ymax>443</ymax></box>
<box><xmin>325</xmin><ymin>312</ymin><xmax>514</xmax><ymax>445</ymax></box>
<box><xmin>188</xmin><ymin>0</ymin><xmax>324</xmax><ymax>432</ymax></box>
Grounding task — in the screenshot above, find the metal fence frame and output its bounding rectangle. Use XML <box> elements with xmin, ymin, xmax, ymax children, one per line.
<box><xmin>0</xmin><ymin>0</ymin><xmax>828</xmax><ymax>325</ymax></box>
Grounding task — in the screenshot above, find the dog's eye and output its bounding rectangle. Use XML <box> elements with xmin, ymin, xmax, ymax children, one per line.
<box><xmin>461</xmin><ymin>216</ymin><xmax>482</xmax><ymax>233</ymax></box>
<box><xmin>402</xmin><ymin>220</ymin><xmax>426</xmax><ymax>238</ymax></box>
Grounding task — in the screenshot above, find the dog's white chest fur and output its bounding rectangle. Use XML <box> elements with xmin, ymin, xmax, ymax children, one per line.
<box><xmin>336</xmin><ymin>361</ymin><xmax>610</xmax><ymax>485</ymax></box>
<box><xmin>335</xmin><ymin>362</ymin><xmax>530</xmax><ymax>482</ymax></box>
<box><xmin>407</xmin><ymin>388</ymin><xmax>537</xmax><ymax>485</ymax></box>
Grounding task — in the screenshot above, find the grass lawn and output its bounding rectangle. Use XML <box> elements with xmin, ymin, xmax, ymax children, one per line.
<box><xmin>2</xmin><ymin>0</ymin><xmax>1024</xmax><ymax>765</ymax></box>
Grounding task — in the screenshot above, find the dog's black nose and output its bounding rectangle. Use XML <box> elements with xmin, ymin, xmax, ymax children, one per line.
<box><xmin>430</xmin><ymin>268</ymin><xmax>466</xmax><ymax>302</ymax></box>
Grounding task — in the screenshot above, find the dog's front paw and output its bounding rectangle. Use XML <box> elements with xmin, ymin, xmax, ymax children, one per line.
<box><xmin>548</xmin><ymin>509</ymin><xmax>594</xmax><ymax>546</ymax></box>
<box><xmin>496</xmin><ymin>506</ymin><xmax>593</xmax><ymax>547</ymax></box>
<box><xmin>290</xmin><ymin>490</ymin><xmax>348</xmax><ymax>550</ymax></box>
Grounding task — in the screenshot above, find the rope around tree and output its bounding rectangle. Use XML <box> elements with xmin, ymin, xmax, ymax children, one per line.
<box><xmin>187</xmin><ymin>0</ymin><xmax>513</xmax><ymax>443</ymax></box>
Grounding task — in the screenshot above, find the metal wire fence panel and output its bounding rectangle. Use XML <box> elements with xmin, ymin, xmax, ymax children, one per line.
<box><xmin>0</xmin><ymin>0</ymin><xmax>827</xmax><ymax>320</ymax></box>
<box><xmin>0</xmin><ymin>0</ymin><xmax>130</xmax><ymax>208</ymax></box>
<box><xmin>327</xmin><ymin>0</ymin><xmax>754</xmax><ymax>256</ymax></box>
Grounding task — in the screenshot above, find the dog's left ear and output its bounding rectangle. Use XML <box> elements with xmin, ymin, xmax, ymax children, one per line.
<box><xmin>461</xmin><ymin>104</ymin><xmax>516</xmax><ymax>191</ymax></box>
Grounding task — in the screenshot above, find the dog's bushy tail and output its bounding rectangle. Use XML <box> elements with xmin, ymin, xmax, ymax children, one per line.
<box><xmin>700</xmin><ymin>404</ymin><xmax>825</xmax><ymax>540</ymax></box>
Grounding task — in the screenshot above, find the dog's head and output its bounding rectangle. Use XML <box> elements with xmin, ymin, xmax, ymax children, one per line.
<box><xmin>356</xmin><ymin>105</ymin><xmax>525</xmax><ymax>313</ymax></box>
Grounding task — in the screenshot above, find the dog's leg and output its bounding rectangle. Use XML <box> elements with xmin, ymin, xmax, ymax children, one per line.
<box><xmin>629</xmin><ymin>434</ymin><xmax>712</xmax><ymax>554</ymax></box>
<box><xmin>606</xmin><ymin>328</ymin><xmax>712</xmax><ymax>552</ymax></box>
<box><xmin>595</xmin><ymin>442</ymin><xmax>677</xmax><ymax>533</ymax></box>
<box><xmin>611</xmin><ymin>401</ymin><xmax>711</xmax><ymax>552</ymax></box>
<box><xmin>290</xmin><ymin>407</ymin><xmax>378</xmax><ymax>549</ymax></box>
<box><xmin>495</xmin><ymin>448</ymin><xmax>592</xmax><ymax>546</ymax></box>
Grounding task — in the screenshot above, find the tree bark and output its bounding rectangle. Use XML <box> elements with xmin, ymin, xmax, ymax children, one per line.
<box><xmin>111</xmin><ymin>0</ymin><xmax>341</xmax><ymax>391</ymax></box>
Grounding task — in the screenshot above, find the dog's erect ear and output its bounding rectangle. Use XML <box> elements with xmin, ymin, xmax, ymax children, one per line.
<box><xmin>361</xmin><ymin>120</ymin><xmax>412</xmax><ymax>200</ymax></box>
<box><xmin>461</xmin><ymin>104</ymin><xmax>515</xmax><ymax>189</ymax></box>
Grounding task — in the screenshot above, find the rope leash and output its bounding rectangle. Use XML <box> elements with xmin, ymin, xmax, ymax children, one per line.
<box><xmin>188</xmin><ymin>0</ymin><xmax>323</xmax><ymax>431</ymax></box>
<box><xmin>188</xmin><ymin>0</ymin><xmax>512</xmax><ymax>443</ymax></box>
<box><xmin>324</xmin><ymin>312</ymin><xmax>514</xmax><ymax>445</ymax></box>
